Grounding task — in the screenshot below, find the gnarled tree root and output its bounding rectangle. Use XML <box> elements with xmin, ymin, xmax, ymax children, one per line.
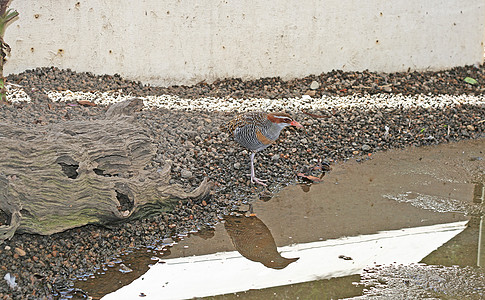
<box><xmin>0</xmin><ymin>99</ymin><xmax>211</xmax><ymax>240</ymax></box>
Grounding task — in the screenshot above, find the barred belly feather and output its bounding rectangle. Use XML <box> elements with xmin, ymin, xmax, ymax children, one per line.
<box><xmin>226</xmin><ymin>112</ymin><xmax>281</xmax><ymax>152</ymax></box>
<box><xmin>234</xmin><ymin>125</ymin><xmax>274</xmax><ymax>151</ymax></box>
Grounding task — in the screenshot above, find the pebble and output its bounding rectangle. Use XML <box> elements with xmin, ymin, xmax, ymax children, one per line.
<box><xmin>180</xmin><ymin>169</ymin><xmax>192</xmax><ymax>179</ymax></box>
<box><xmin>233</xmin><ymin>162</ymin><xmax>241</xmax><ymax>169</ymax></box>
<box><xmin>184</xmin><ymin>141</ymin><xmax>195</xmax><ymax>148</ymax></box>
<box><xmin>162</xmin><ymin>238</ymin><xmax>174</xmax><ymax>246</ymax></box>
<box><xmin>305</xmin><ymin>90</ymin><xmax>316</xmax><ymax>97</ymax></box>
<box><xmin>118</xmin><ymin>263</ymin><xmax>133</xmax><ymax>273</ymax></box>
<box><xmin>14</xmin><ymin>248</ymin><xmax>26</xmax><ymax>257</ymax></box>
<box><xmin>310</xmin><ymin>80</ymin><xmax>320</xmax><ymax>90</ymax></box>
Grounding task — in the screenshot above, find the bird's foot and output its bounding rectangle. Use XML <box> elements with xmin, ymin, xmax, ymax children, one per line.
<box><xmin>246</xmin><ymin>174</ymin><xmax>268</xmax><ymax>186</ymax></box>
<box><xmin>252</xmin><ymin>177</ymin><xmax>267</xmax><ymax>186</ymax></box>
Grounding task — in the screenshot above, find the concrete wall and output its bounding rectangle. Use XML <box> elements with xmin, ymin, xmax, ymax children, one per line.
<box><xmin>4</xmin><ymin>0</ymin><xmax>485</xmax><ymax>87</ymax></box>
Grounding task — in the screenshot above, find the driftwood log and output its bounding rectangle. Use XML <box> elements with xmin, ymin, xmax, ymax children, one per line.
<box><xmin>0</xmin><ymin>99</ymin><xmax>211</xmax><ymax>241</ymax></box>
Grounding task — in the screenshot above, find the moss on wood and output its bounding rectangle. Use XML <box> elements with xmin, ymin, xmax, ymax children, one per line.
<box><xmin>0</xmin><ymin>99</ymin><xmax>212</xmax><ymax>240</ymax></box>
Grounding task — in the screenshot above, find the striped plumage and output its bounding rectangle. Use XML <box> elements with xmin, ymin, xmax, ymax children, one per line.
<box><xmin>222</xmin><ymin>111</ymin><xmax>303</xmax><ymax>186</ymax></box>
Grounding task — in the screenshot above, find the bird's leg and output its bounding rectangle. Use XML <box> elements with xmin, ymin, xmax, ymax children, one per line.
<box><xmin>249</xmin><ymin>152</ymin><xmax>267</xmax><ymax>186</ymax></box>
<box><xmin>248</xmin><ymin>203</ymin><xmax>257</xmax><ymax>216</ymax></box>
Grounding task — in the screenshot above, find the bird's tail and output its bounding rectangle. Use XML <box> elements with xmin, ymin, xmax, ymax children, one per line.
<box><xmin>219</xmin><ymin>122</ymin><xmax>230</xmax><ymax>133</ymax></box>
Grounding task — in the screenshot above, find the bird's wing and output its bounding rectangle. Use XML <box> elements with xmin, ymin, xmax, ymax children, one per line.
<box><xmin>222</xmin><ymin>111</ymin><xmax>266</xmax><ymax>134</ymax></box>
<box><xmin>255</xmin><ymin>128</ymin><xmax>274</xmax><ymax>145</ymax></box>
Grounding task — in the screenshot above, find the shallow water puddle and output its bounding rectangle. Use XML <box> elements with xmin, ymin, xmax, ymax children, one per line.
<box><xmin>76</xmin><ymin>139</ymin><xmax>484</xmax><ymax>299</ymax></box>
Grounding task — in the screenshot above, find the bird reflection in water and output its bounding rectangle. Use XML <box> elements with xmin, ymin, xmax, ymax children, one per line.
<box><xmin>299</xmin><ymin>183</ymin><xmax>311</xmax><ymax>193</ymax></box>
<box><xmin>224</xmin><ymin>214</ymin><xmax>299</xmax><ymax>269</ymax></box>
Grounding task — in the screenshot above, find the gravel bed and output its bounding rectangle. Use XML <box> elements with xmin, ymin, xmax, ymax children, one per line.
<box><xmin>0</xmin><ymin>65</ymin><xmax>484</xmax><ymax>299</ymax></box>
<box><xmin>357</xmin><ymin>263</ymin><xmax>485</xmax><ymax>299</ymax></box>
<box><xmin>6</xmin><ymin>64</ymin><xmax>485</xmax><ymax>99</ymax></box>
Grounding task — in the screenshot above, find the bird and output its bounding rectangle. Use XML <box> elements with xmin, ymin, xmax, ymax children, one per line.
<box><xmin>221</xmin><ymin>111</ymin><xmax>303</xmax><ymax>186</ymax></box>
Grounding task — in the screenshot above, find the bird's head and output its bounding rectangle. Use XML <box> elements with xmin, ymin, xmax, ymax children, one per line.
<box><xmin>267</xmin><ymin>112</ymin><xmax>303</xmax><ymax>129</ymax></box>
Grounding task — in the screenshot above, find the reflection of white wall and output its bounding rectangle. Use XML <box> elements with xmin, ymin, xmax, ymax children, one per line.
<box><xmin>102</xmin><ymin>221</ymin><xmax>468</xmax><ymax>300</ymax></box>
<box><xmin>5</xmin><ymin>1</ymin><xmax>485</xmax><ymax>87</ymax></box>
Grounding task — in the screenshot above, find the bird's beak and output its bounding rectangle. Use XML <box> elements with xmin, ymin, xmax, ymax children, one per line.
<box><xmin>290</xmin><ymin>120</ymin><xmax>303</xmax><ymax>128</ymax></box>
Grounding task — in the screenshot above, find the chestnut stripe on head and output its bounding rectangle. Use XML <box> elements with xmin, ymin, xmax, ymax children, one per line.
<box><xmin>267</xmin><ymin>112</ymin><xmax>293</xmax><ymax>124</ymax></box>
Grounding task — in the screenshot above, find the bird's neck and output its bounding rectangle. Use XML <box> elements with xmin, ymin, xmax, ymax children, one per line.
<box><xmin>263</xmin><ymin>120</ymin><xmax>287</xmax><ymax>140</ymax></box>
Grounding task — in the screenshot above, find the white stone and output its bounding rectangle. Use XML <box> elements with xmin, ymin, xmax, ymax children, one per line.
<box><xmin>44</xmin><ymin>90</ymin><xmax>485</xmax><ymax>113</ymax></box>
<box><xmin>3</xmin><ymin>273</ymin><xmax>17</xmax><ymax>289</ymax></box>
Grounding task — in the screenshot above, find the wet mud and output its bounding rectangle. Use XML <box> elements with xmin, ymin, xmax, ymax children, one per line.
<box><xmin>75</xmin><ymin>139</ymin><xmax>484</xmax><ymax>299</ymax></box>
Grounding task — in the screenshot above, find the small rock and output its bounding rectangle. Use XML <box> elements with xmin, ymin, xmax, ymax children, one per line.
<box><xmin>259</xmin><ymin>190</ymin><xmax>273</xmax><ymax>201</ymax></box>
<box><xmin>3</xmin><ymin>273</ymin><xmax>17</xmax><ymax>289</ymax></box>
<box><xmin>301</xmin><ymin>138</ymin><xmax>308</xmax><ymax>144</ymax></box>
<box><xmin>77</xmin><ymin>100</ymin><xmax>96</xmax><ymax>107</ymax></box>
<box><xmin>382</xmin><ymin>85</ymin><xmax>392</xmax><ymax>92</ymax></box>
<box><xmin>237</xmin><ymin>204</ymin><xmax>250</xmax><ymax>212</ymax></box>
<box><xmin>467</xmin><ymin>125</ymin><xmax>475</xmax><ymax>131</ymax></box>
<box><xmin>310</xmin><ymin>80</ymin><xmax>320</xmax><ymax>90</ymax></box>
<box><xmin>338</xmin><ymin>255</ymin><xmax>353</xmax><ymax>260</ymax></box>
<box><xmin>185</xmin><ymin>130</ymin><xmax>198</xmax><ymax>139</ymax></box>
<box><xmin>162</xmin><ymin>238</ymin><xmax>174</xmax><ymax>246</ymax></box>
<box><xmin>118</xmin><ymin>263</ymin><xmax>133</xmax><ymax>273</ymax></box>
<box><xmin>181</xmin><ymin>169</ymin><xmax>192</xmax><ymax>179</ymax></box>
<box><xmin>304</xmin><ymin>90</ymin><xmax>316</xmax><ymax>97</ymax></box>
<box><xmin>362</xmin><ymin>144</ymin><xmax>371</xmax><ymax>151</ymax></box>
<box><xmin>184</xmin><ymin>140</ymin><xmax>195</xmax><ymax>148</ymax></box>
<box><xmin>271</xmin><ymin>154</ymin><xmax>280</xmax><ymax>161</ymax></box>
<box><xmin>233</xmin><ymin>162</ymin><xmax>241</xmax><ymax>169</ymax></box>
<box><xmin>14</xmin><ymin>248</ymin><xmax>26</xmax><ymax>257</ymax></box>
<box><xmin>377</xmin><ymin>277</ymin><xmax>388</xmax><ymax>284</ymax></box>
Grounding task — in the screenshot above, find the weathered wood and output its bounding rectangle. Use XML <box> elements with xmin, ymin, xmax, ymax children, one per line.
<box><xmin>0</xmin><ymin>98</ymin><xmax>211</xmax><ymax>240</ymax></box>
